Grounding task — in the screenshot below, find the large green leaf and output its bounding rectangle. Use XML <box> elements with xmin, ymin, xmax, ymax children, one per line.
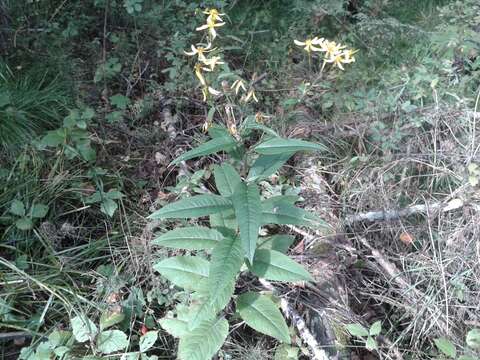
<box><xmin>247</xmin><ymin>153</ymin><xmax>294</xmax><ymax>181</ymax></box>
<box><xmin>189</xmin><ymin>278</ymin><xmax>235</xmax><ymax>330</ymax></box>
<box><xmin>213</xmin><ymin>164</ymin><xmax>242</xmax><ymax>197</ymax></box>
<box><xmin>148</xmin><ymin>195</ymin><xmax>232</xmax><ymax>219</ymax></box>
<box><xmin>177</xmin><ymin>317</ymin><xmax>229</xmax><ymax>360</ymax></box>
<box><xmin>159</xmin><ymin>304</ymin><xmax>192</xmax><ymax>338</ymax></box>
<box><xmin>71</xmin><ymin>315</ymin><xmax>98</xmax><ymax>343</ymax></box>
<box><xmin>261</xmin><ymin>198</ymin><xmax>319</xmax><ymax>226</ymax></box>
<box><xmin>152</xmin><ymin>227</ymin><xmax>223</xmax><ymax>250</ymax></box>
<box><xmin>139</xmin><ymin>331</ymin><xmax>158</xmax><ymax>352</ymax></box>
<box><xmin>188</xmin><ymin>237</ymin><xmax>243</xmax><ymax>330</ymax></box>
<box><xmin>258</xmin><ymin>235</ymin><xmax>296</xmax><ymax>254</ymax></box>
<box><xmin>210</xmin><ymin>209</ymin><xmax>237</xmax><ymax>230</ymax></box>
<box><xmin>237</xmin><ymin>292</ymin><xmax>290</xmax><ymax>343</ymax></box>
<box><xmin>250</xmin><ymin>249</ymin><xmax>313</xmax><ymax>282</ymax></box>
<box><xmin>171</xmin><ymin>136</ymin><xmax>237</xmax><ymax>165</ymax></box>
<box><xmin>160</xmin><ymin>318</ymin><xmax>189</xmax><ymax>338</ymax></box>
<box><xmin>254</xmin><ymin>138</ymin><xmax>325</xmax><ymax>155</ymax></box>
<box><xmin>231</xmin><ymin>182</ymin><xmax>262</xmax><ymax>262</ymax></box>
<box><xmin>96</xmin><ymin>330</ymin><xmax>129</xmax><ymax>354</ymax></box>
<box><xmin>208</xmin><ymin>236</ymin><xmax>244</xmax><ymax>298</ymax></box>
<box><xmin>153</xmin><ymin>256</ymin><xmax>209</xmax><ymax>291</ymax></box>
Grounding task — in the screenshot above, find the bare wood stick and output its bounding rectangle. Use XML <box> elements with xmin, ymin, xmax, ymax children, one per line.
<box><xmin>259</xmin><ymin>279</ymin><xmax>331</xmax><ymax>360</ymax></box>
<box><xmin>344</xmin><ymin>199</ymin><xmax>465</xmax><ymax>225</ymax></box>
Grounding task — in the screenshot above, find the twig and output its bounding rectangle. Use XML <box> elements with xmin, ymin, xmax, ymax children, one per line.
<box><xmin>0</xmin><ymin>332</ymin><xmax>32</xmax><ymax>341</ymax></box>
<box><xmin>259</xmin><ymin>279</ymin><xmax>331</xmax><ymax>360</ymax></box>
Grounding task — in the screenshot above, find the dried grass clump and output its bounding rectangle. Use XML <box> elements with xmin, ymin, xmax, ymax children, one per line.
<box><xmin>289</xmin><ymin>105</ymin><xmax>480</xmax><ymax>358</ymax></box>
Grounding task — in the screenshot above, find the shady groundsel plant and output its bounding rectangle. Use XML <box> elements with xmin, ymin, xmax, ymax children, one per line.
<box><xmin>148</xmin><ymin>8</ymin><xmax>329</xmax><ymax>360</ymax></box>
<box><xmin>294</xmin><ymin>36</ymin><xmax>357</xmax><ymax>71</ymax></box>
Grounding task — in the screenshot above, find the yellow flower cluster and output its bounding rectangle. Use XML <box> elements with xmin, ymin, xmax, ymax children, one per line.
<box><xmin>185</xmin><ymin>9</ymin><xmax>227</xmax><ymax>103</ymax></box>
<box><xmin>185</xmin><ymin>8</ymin><xmax>259</xmax><ymax>110</ymax></box>
<box><xmin>294</xmin><ymin>37</ymin><xmax>357</xmax><ymax>70</ymax></box>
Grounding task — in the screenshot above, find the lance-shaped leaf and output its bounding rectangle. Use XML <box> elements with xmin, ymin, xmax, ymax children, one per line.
<box><xmin>261</xmin><ymin>197</ymin><xmax>320</xmax><ymax>226</ymax></box>
<box><xmin>247</xmin><ymin>153</ymin><xmax>294</xmax><ymax>181</ymax></box>
<box><xmin>153</xmin><ymin>256</ymin><xmax>209</xmax><ymax>291</ymax></box>
<box><xmin>188</xmin><ymin>278</ymin><xmax>235</xmax><ymax>330</ymax></box>
<box><xmin>210</xmin><ymin>209</ymin><xmax>237</xmax><ymax>230</ymax></box>
<box><xmin>231</xmin><ymin>182</ymin><xmax>262</xmax><ymax>262</ymax></box>
<box><xmin>254</xmin><ymin>138</ymin><xmax>325</xmax><ymax>155</ymax></box>
<box><xmin>171</xmin><ymin>136</ymin><xmax>237</xmax><ymax>165</ymax></box>
<box><xmin>258</xmin><ymin>235</ymin><xmax>295</xmax><ymax>254</ymax></box>
<box><xmin>153</xmin><ymin>226</ymin><xmax>223</xmax><ymax>249</ymax></box>
<box><xmin>148</xmin><ymin>195</ymin><xmax>232</xmax><ymax>219</ymax></box>
<box><xmin>250</xmin><ymin>249</ymin><xmax>313</xmax><ymax>282</ymax></box>
<box><xmin>178</xmin><ymin>317</ymin><xmax>229</xmax><ymax>360</ymax></box>
<box><xmin>189</xmin><ymin>232</ymin><xmax>242</xmax><ymax>329</ymax></box>
<box><xmin>213</xmin><ymin>164</ymin><xmax>242</xmax><ymax>197</ymax></box>
<box><xmin>208</xmin><ymin>236</ymin><xmax>244</xmax><ymax>298</ymax></box>
<box><xmin>237</xmin><ymin>292</ymin><xmax>290</xmax><ymax>343</ymax></box>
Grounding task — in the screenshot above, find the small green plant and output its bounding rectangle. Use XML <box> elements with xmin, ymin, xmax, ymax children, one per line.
<box><xmin>434</xmin><ymin>328</ymin><xmax>480</xmax><ymax>360</ymax></box>
<box><xmin>19</xmin><ymin>313</ymin><xmax>160</xmax><ymax>359</ymax></box>
<box><xmin>94</xmin><ymin>57</ymin><xmax>122</xmax><ymax>84</ymax></box>
<box><xmin>123</xmin><ymin>0</ymin><xmax>143</xmax><ymax>15</ymax></box>
<box><xmin>148</xmin><ymin>8</ymin><xmax>332</xmax><ymax>360</ymax></box>
<box><xmin>40</xmin><ymin>108</ymin><xmax>96</xmax><ymax>162</ymax></box>
<box><xmin>8</xmin><ymin>199</ymin><xmax>49</xmax><ymax>231</ymax></box>
<box><xmin>346</xmin><ymin>321</ymin><xmax>382</xmax><ymax>351</ymax></box>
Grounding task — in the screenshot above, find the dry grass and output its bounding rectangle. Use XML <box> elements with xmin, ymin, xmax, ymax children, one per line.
<box><xmin>289</xmin><ymin>104</ymin><xmax>480</xmax><ymax>358</ymax></box>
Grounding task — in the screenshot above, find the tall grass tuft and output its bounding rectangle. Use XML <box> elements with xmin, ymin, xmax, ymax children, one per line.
<box><xmin>0</xmin><ymin>62</ymin><xmax>72</xmax><ymax>150</ymax></box>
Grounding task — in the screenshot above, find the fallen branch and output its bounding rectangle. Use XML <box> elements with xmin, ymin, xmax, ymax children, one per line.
<box><xmin>344</xmin><ymin>198</ymin><xmax>465</xmax><ymax>225</ymax></box>
<box><xmin>259</xmin><ymin>279</ymin><xmax>332</xmax><ymax>360</ymax></box>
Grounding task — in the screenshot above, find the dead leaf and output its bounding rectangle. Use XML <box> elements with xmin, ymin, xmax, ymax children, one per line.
<box><xmin>399</xmin><ymin>232</ymin><xmax>413</xmax><ymax>245</ymax></box>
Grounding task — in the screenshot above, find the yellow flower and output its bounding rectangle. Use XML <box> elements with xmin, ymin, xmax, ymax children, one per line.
<box><xmin>202</xmin><ymin>121</ymin><xmax>211</xmax><ymax>132</ymax></box>
<box><xmin>196</xmin><ymin>18</ymin><xmax>225</xmax><ymax>39</ymax></box>
<box><xmin>231</xmin><ymin>79</ymin><xmax>247</xmax><ymax>94</ymax></box>
<box><xmin>201</xmin><ymin>86</ymin><xmax>222</xmax><ymax>101</ymax></box>
<box><xmin>324</xmin><ymin>53</ymin><xmax>347</xmax><ymax>70</ymax></box>
<box><xmin>342</xmin><ymin>49</ymin><xmax>358</xmax><ymax>64</ymax></box>
<box><xmin>294</xmin><ymin>36</ymin><xmax>324</xmax><ymax>53</ymax></box>
<box><xmin>203</xmin><ymin>8</ymin><xmax>225</xmax><ymax>23</ymax></box>
<box><xmin>228</xmin><ymin>123</ymin><xmax>237</xmax><ymax>136</ymax></box>
<box><xmin>244</xmin><ymin>89</ymin><xmax>258</xmax><ymax>103</ymax></box>
<box><xmin>323</xmin><ymin>49</ymin><xmax>357</xmax><ymax>70</ymax></box>
<box><xmin>207</xmin><ymin>86</ymin><xmax>222</xmax><ymax>96</ymax></box>
<box><xmin>320</xmin><ymin>40</ymin><xmax>347</xmax><ymax>59</ymax></box>
<box><xmin>194</xmin><ymin>63</ymin><xmax>210</xmax><ymax>86</ymax></box>
<box><xmin>202</xmin><ymin>56</ymin><xmax>225</xmax><ymax>71</ymax></box>
<box><xmin>255</xmin><ymin>112</ymin><xmax>270</xmax><ymax>123</ymax></box>
<box><xmin>184</xmin><ymin>43</ymin><xmax>214</xmax><ymax>62</ymax></box>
